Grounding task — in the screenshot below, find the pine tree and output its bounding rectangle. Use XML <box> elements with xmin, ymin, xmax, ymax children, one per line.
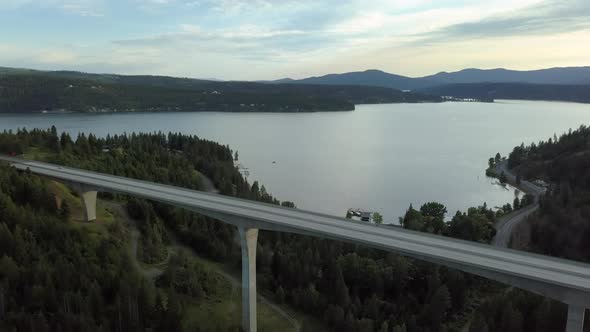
<box><xmin>470</xmin><ymin>312</ymin><xmax>489</xmax><ymax>332</ymax></box>
<box><xmin>276</xmin><ymin>286</ymin><xmax>285</xmax><ymax>304</ymax></box>
<box><xmin>334</xmin><ymin>266</ymin><xmax>350</xmax><ymax>307</ymax></box>
<box><xmin>60</xmin><ymin>200</ymin><xmax>71</xmax><ymax>221</ymax></box>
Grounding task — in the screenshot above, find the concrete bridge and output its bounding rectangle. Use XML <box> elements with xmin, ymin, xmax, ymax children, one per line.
<box><xmin>1</xmin><ymin>156</ymin><xmax>588</xmax><ymax>332</ymax></box>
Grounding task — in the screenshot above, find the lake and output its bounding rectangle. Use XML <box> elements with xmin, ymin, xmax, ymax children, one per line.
<box><xmin>1</xmin><ymin>100</ymin><xmax>589</xmax><ymax>223</ymax></box>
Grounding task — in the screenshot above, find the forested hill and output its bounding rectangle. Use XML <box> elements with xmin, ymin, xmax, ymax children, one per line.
<box><xmin>0</xmin><ymin>68</ymin><xmax>441</xmax><ymax>113</ymax></box>
<box><xmin>418</xmin><ymin>82</ymin><xmax>590</xmax><ymax>103</ymax></box>
<box><xmin>0</xmin><ymin>128</ymin><xmax>570</xmax><ymax>331</ymax></box>
<box><xmin>505</xmin><ymin>125</ymin><xmax>590</xmax><ymax>261</ymax></box>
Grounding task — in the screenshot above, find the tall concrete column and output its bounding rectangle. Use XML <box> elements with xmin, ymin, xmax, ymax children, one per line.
<box><xmin>80</xmin><ymin>191</ymin><xmax>97</xmax><ymax>222</ymax></box>
<box><xmin>238</xmin><ymin>227</ymin><xmax>259</xmax><ymax>332</ymax></box>
<box><xmin>566</xmin><ymin>305</ymin><xmax>586</xmax><ymax>332</ymax></box>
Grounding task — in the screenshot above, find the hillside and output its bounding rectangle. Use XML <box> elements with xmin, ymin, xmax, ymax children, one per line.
<box><xmin>0</xmin><ymin>127</ymin><xmax>575</xmax><ymax>332</ymax></box>
<box><xmin>0</xmin><ymin>68</ymin><xmax>441</xmax><ymax>113</ymax></box>
<box><xmin>271</xmin><ymin>67</ymin><xmax>590</xmax><ymax>95</ymax></box>
<box><xmin>276</xmin><ymin>69</ymin><xmax>436</xmax><ymax>90</ymax></box>
<box><xmin>0</xmin><ymin>129</ymin><xmax>306</xmax><ymax>331</ymax></box>
<box><xmin>418</xmin><ymin>82</ymin><xmax>590</xmax><ymax>103</ymax></box>
<box><xmin>422</xmin><ymin>67</ymin><xmax>590</xmax><ymax>85</ymax></box>
<box><xmin>505</xmin><ymin>125</ymin><xmax>590</xmax><ymax>262</ymax></box>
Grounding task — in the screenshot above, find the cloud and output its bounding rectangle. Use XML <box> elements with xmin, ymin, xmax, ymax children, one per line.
<box><xmin>418</xmin><ymin>0</ymin><xmax>590</xmax><ymax>43</ymax></box>
<box><xmin>209</xmin><ymin>0</ymin><xmax>274</xmax><ymax>13</ymax></box>
<box><xmin>36</xmin><ymin>49</ymin><xmax>78</xmax><ymax>63</ymax></box>
<box><xmin>3</xmin><ymin>0</ymin><xmax>589</xmax><ymax>80</ymax></box>
<box><xmin>328</xmin><ymin>12</ymin><xmax>389</xmax><ymax>35</ymax></box>
<box><xmin>1</xmin><ymin>0</ymin><xmax>104</xmax><ymax>16</ymax></box>
<box><xmin>112</xmin><ymin>23</ymin><xmax>316</xmax><ymax>60</ymax></box>
<box><xmin>175</xmin><ymin>24</ymin><xmax>306</xmax><ymax>39</ymax></box>
<box><xmin>61</xmin><ymin>1</ymin><xmax>104</xmax><ymax>16</ymax></box>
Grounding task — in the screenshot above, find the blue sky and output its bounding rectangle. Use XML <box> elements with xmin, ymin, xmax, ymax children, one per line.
<box><xmin>1</xmin><ymin>0</ymin><xmax>589</xmax><ymax>80</ymax></box>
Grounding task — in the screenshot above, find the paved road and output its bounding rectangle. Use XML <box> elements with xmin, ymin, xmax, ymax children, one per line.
<box><xmin>3</xmin><ymin>156</ymin><xmax>590</xmax><ymax>305</ymax></box>
<box><xmin>492</xmin><ymin>161</ymin><xmax>546</xmax><ymax>247</ymax></box>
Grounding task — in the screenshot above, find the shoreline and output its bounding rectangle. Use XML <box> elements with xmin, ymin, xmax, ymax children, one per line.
<box><xmin>488</xmin><ymin>160</ymin><xmax>546</xmax><ymax>248</ymax></box>
<box><xmin>489</xmin><ymin>160</ymin><xmax>546</xmax><ymax>198</ymax></box>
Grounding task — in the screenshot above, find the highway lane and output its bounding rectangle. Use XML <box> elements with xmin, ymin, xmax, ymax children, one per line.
<box><xmin>3</xmin><ymin>156</ymin><xmax>590</xmax><ymax>303</ymax></box>
<box><xmin>492</xmin><ymin>160</ymin><xmax>546</xmax><ymax>247</ymax></box>
<box><xmin>493</xmin><ymin>203</ymin><xmax>539</xmax><ymax>247</ymax></box>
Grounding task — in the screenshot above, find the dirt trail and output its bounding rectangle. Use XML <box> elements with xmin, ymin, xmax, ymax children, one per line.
<box><xmin>104</xmin><ymin>196</ymin><xmax>301</xmax><ymax>332</ymax></box>
<box><xmin>170</xmin><ymin>236</ymin><xmax>301</xmax><ymax>332</ymax></box>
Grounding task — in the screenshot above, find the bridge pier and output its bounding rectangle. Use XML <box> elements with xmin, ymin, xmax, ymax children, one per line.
<box><xmin>80</xmin><ymin>190</ymin><xmax>97</xmax><ymax>222</ymax></box>
<box><xmin>566</xmin><ymin>305</ymin><xmax>586</xmax><ymax>332</ymax></box>
<box><xmin>67</xmin><ymin>182</ymin><xmax>98</xmax><ymax>222</ymax></box>
<box><xmin>239</xmin><ymin>227</ymin><xmax>258</xmax><ymax>332</ymax></box>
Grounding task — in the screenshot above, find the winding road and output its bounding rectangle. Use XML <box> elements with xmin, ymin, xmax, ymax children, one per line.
<box><xmin>492</xmin><ymin>161</ymin><xmax>546</xmax><ymax>248</ymax></box>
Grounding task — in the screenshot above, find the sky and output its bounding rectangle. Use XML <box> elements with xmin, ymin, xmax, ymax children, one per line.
<box><xmin>1</xmin><ymin>0</ymin><xmax>589</xmax><ymax>80</ymax></box>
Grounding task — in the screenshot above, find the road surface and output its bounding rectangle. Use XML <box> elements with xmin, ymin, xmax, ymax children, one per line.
<box><xmin>3</xmin><ymin>156</ymin><xmax>590</xmax><ymax>306</ymax></box>
<box><xmin>492</xmin><ymin>161</ymin><xmax>546</xmax><ymax>247</ymax></box>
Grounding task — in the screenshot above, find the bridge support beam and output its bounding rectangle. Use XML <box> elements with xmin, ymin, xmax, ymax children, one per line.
<box><xmin>239</xmin><ymin>227</ymin><xmax>258</xmax><ymax>332</ymax></box>
<box><xmin>566</xmin><ymin>305</ymin><xmax>586</xmax><ymax>332</ymax></box>
<box><xmin>67</xmin><ymin>182</ymin><xmax>99</xmax><ymax>222</ymax></box>
<box><xmin>80</xmin><ymin>190</ymin><xmax>97</xmax><ymax>222</ymax></box>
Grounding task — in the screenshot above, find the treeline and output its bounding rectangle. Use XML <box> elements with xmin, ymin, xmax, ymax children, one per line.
<box><xmin>507</xmin><ymin>124</ymin><xmax>590</xmax><ymax>262</ymax></box>
<box><xmin>400</xmin><ymin>202</ymin><xmax>496</xmax><ymax>242</ymax></box>
<box><xmin>420</xmin><ymin>82</ymin><xmax>590</xmax><ymax>103</ymax></box>
<box><xmin>3</xmin><ymin>129</ymin><xmax>478</xmax><ymax>331</ymax></box>
<box><xmin>0</xmin><ymin>164</ymin><xmax>203</xmax><ymax>331</ymax></box>
<box><xmin>0</xmin><ymin>69</ymin><xmax>441</xmax><ymax>113</ymax></box>
<box><xmin>469</xmin><ymin>290</ymin><xmax>568</xmax><ymax>332</ymax></box>
<box><xmin>0</xmin><ymin>128</ymin><xmax>563</xmax><ymax>331</ymax></box>
<box><xmin>0</xmin><ymin>128</ymin><xmax>276</xmax><ymax>331</ymax></box>
<box><xmin>126</xmin><ymin>198</ymin><xmax>169</xmax><ymax>264</ymax></box>
<box><xmin>0</xmin><ymin>74</ymin><xmax>352</xmax><ymax>113</ymax></box>
<box><xmin>464</xmin><ymin>124</ymin><xmax>590</xmax><ymax>332</ymax></box>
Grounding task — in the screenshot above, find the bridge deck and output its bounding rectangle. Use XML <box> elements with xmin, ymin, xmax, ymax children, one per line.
<box><xmin>3</xmin><ymin>156</ymin><xmax>590</xmax><ymax>306</ymax></box>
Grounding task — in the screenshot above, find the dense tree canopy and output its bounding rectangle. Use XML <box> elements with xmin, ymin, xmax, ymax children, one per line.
<box><xmin>0</xmin><ymin>127</ymin><xmax>573</xmax><ymax>331</ymax></box>
<box><xmin>0</xmin><ymin>70</ymin><xmax>441</xmax><ymax>113</ymax></box>
<box><xmin>0</xmin><ymin>164</ymin><xmax>178</xmax><ymax>331</ymax></box>
<box><xmin>421</xmin><ymin>82</ymin><xmax>590</xmax><ymax>103</ymax></box>
<box><xmin>400</xmin><ymin>202</ymin><xmax>496</xmax><ymax>242</ymax></box>
<box><xmin>505</xmin><ymin>125</ymin><xmax>590</xmax><ymax>262</ymax></box>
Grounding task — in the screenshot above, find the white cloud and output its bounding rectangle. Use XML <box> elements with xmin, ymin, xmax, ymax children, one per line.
<box><xmin>415</xmin><ymin>0</ymin><xmax>590</xmax><ymax>43</ymax></box>
<box><xmin>0</xmin><ymin>0</ymin><xmax>104</xmax><ymax>16</ymax></box>
<box><xmin>2</xmin><ymin>0</ymin><xmax>589</xmax><ymax>80</ymax></box>
<box><xmin>209</xmin><ymin>0</ymin><xmax>274</xmax><ymax>13</ymax></box>
<box><xmin>328</xmin><ymin>12</ymin><xmax>388</xmax><ymax>34</ymax></box>
<box><xmin>36</xmin><ymin>49</ymin><xmax>78</xmax><ymax>64</ymax></box>
<box><xmin>119</xmin><ymin>23</ymin><xmax>307</xmax><ymax>47</ymax></box>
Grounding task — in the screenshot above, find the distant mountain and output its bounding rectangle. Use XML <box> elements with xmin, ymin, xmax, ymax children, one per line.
<box><xmin>277</xmin><ymin>69</ymin><xmax>435</xmax><ymax>90</ymax></box>
<box><xmin>421</xmin><ymin>67</ymin><xmax>590</xmax><ymax>85</ymax></box>
<box><xmin>273</xmin><ymin>67</ymin><xmax>590</xmax><ymax>90</ymax></box>
<box><xmin>0</xmin><ymin>67</ymin><xmax>442</xmax><ymax>113</ymax></box>
<box><xmin>273</xmin><ymin>78</ymin><xmax>296</xmax><ymax>83</ymax></box>
<box><xmin>419</xmin><ymin>82</ymin><xmax>590</xmax><ymax>103</ymax></box>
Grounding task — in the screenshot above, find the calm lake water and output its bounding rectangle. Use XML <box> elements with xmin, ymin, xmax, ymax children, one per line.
<box><xmin>1</xmin><ymin>100</ymin><xmax>589</xmax><ymax>222</ymax></box>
